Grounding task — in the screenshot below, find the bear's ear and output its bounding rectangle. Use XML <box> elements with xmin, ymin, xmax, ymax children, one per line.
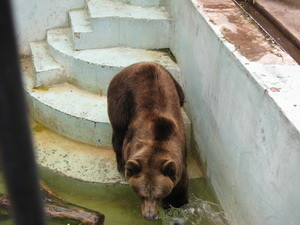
<box><xmin>125</xmin><ymin>160</ymin><xmax>141</xmax><ymax>178</ymax></box>
<box><xmin>162</xmin><ymin>160</ymin><xmax>176</xmax><ymax>179</ymax></box>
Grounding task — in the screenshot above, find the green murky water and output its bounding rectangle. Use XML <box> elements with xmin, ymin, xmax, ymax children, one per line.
<box><xmin>0</xmin><ymin>167</ymin><xmax>229</xmax><ymax>225</ymax></box>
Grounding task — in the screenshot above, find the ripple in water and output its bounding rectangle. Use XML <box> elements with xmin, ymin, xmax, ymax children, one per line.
<box><xmin>160</xmin><ymin>195</ymin><xmax>230</xmax><ymax>225</ymax></box>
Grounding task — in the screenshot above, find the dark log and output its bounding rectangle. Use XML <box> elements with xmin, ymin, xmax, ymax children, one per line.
<box><xmin>0</xmin><ymin>182</ymin><xmax>105</xmax><ymax>225</ymax></box>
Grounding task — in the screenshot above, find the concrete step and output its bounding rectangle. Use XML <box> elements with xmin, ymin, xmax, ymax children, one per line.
<box><xmin>69</xmin><ymin>9</ymin><xmax>92</xmax><ymax>36</ymax></box>
<box><xmin>22</xmin><ymin>57</ymin><xmax>191</xmax><ymax>148</ymax></box>
<box><xmin>31</xmin><ymin>119</ymin><xmax>124</xmax><ymax>184</ymax></box>
<box><xmin>31</xmin><ymin>119</ymin><xmax>202</xmax><ymax>184</ymax></box>
<box><xmin>27</xmin><ymin>83</ymin><xmax>112</xmax><ymax>147</ymax></box>
<box><xmin>119</xmin><ymin>0</ymin><xmax>162</xmax><ymax>7</ymax></box>
<box><xmin>47</xmin><ymin>28</ymin><xmax>180</xmax><ymax>95</ymax></box>
<box><xmin>30</xmin><ymin>42</ymin><xmax>65</xmax><ymax>87</ymax></box>
<box><xmin>70</xmin><ymin>0</ymin><xmax>170</xmax><ymax>50</ymax></box>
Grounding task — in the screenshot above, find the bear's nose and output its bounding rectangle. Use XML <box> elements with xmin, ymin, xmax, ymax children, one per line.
<box><xmin>144</xmin><ymin>215</ymin><xmax>157</xmax><ymax>220</ymax></box>
<box><xmin>141</xmin><ymin>199</ymin><xmax>159</xmax><ymax>220</ymax></box>
<box><xmin>143</xmin><ymin>208</ymin><xmax>158</xmax><ymax>220</ymax></box>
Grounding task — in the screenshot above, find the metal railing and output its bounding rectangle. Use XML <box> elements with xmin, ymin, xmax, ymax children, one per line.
<box><xmin>0</xmin><ymin>0</ymin><xmax>46</xmax><ymax>224</ymax></box>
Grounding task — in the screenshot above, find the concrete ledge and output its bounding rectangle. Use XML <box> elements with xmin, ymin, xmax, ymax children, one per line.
<box><xmin>84</xmin><ymin>18</ymin><xmax>170</xmax><ymax>50</ymax></box>
<box><xmin>47</xmin><ymin>28</ymin><xmax>180</xmax><ymax>95</ymax></box>
<box><xmin>164</xmin><ymin>0</ymin><xmax>300</xmax><ymax>225</ymax></box>
<box><xmin>119</xmin><ymin>0</ymin><xmax>162</xmax><ymax>7</ymax></box>
<box><xmin>69</xmin><ymin>9</ymin><xmax>92</xmax><ymax>34</ymax></box>
<box><xmin>70</xmin><ymin>0</ymin><xmax>171</xmax><ymax>50</ymax></box>
<box><xmin>30</xmin><ymin>42</ymin><xmax>65</xmax><ymax>87</ymax></box>
<box><xmin>256</xmin><ymin>0</ymin><xmax>300</xmax><ymax>49</ymax></box>
<box><xmin>88</xmin><ymin>0</ymin><xmax>169</xmax><ymax>20</ymax></box>
<box><xmin>31</xmin><ymin>119</ymin><xmax>125</xmax><ymax>184</ymax></box>
<box><xmin>27</xmin><ymin>84</ymin><xmax>112</xmax><ymax>147</ymax></box>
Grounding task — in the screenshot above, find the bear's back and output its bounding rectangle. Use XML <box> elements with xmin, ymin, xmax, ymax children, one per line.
<box><xmin>118</xmin><ymin>62</ymin><xmax>181</xmax><ymax>115</ymax></box>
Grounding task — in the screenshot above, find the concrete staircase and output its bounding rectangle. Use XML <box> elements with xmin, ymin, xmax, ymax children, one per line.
<box><xmin>22</xmin><ymin>0</ymin><xmax>202</xmax><ymax>184</ymax></box>
<box><xmin>70</xmin><ymin>0</ymin><xmax>170</xmax><ymax>50</ymax></box>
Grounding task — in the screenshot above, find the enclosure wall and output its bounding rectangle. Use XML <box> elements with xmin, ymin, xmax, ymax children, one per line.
<box><xmin>12</xmin><ymin>0</ymin><xmax>85</xmax><ymax>55</ymax></box>
<box><xmin>164</xmin><ymin>0</ymin><xmax>300</xmax><ymax>225</ymax></box>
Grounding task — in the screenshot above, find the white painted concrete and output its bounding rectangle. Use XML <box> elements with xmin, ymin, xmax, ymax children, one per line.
<box><xmin>88</xmin><ymin>0</ymin><xmax>167</xmax><ymax>19</ymax></box>
<box><xmin>69</xmin><ymin>9</ymin><xmax>92</xmax><ymax>34</ymax></box>
<box><xmin>71</xmin><ymin>0</ymin><xmax>170</xmax><ymax>49</ymax></box>
<box><xmin>11</xmin><ymin>0</ymin><xmax>85</xmax><ymax>55</ymax></box>
<box><xmin>164</xmin><ymin>0</ymin><xmax>300</xmax><ymax>225</ymax></box>
<box><xmin>30</xmin><ymin>42</ymin><xmax>65</xmax><ymax>87</ymax></box>
<box><xmin>27</xmin><ymin>84</ymin><xmax>112</xmax><ymax>147</ymax></box>
<box><xmin>119</xmin><ymin>0</ymin><xmax>162</xmax><ymax>7</ymax></box>
<box><xmin>31</xmin><ymin>120</ymin><xmax>125</xmax><ymax>184</ymax></box>
<box><xmin>22</xmin><ymin>56</ymin><xmax>191</xmax><ymax>148</ymax></box>
<box><xmin>47</xmin><ymin>28</ymin><xmax>180</xmax><ymax>95</ymax></box>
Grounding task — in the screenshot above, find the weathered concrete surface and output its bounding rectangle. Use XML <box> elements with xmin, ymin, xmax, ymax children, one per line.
<box><xmin>11</xmin><ymin>0</ymin><xmax>85</xmax><ymax>55</ymax></box>
<box><xmin>47</xmin><ymin>28</ymin><xmax>180</xmax><ymax>95</ymax></box>
<box><xmin>71</xmin><ymin>0</ymin><xmax>171</xmax><ymax>50</ymax></box>
<box><xmin>22</xmin><ymin>56</ymin><xmax>191</xmax><ymax>149</ymax></box>
<box><xmin>119</xmin><ymin>0</ymin><xmax>162</xmax><ymax>7</ymax></box>
<box><xmin>11</xmin><ymin>0</ymin><xmax>166</xmax><ymax>54</ymax></box>
<box><xmin>28</xmin><ymin>84</ymin><xmax>112</xmax><ymax>147</ymax></box>
<box><xmin>31</xmin><ymin>119</ymin><xmax>202</xmax><ymax>184</ymax></box>
<box><xmin>193</xmin><ymin>0</ymin><xmax>295</xmax><ymax>65</ymax></box>
<box><xmin>69</xmin><ymin>9</ymin><xmax>93</xmax><ymax>34</ymax></box>
<box><xmin>22</xmin><ymin>57</ymin><xmax>112</xmax><ymax>147</ymax></box>
<box><xmin>164</xmin><ymin>0</ymin><xmax>300</xmax><ymax>224</ymax></box>
<box><xmin>256</xmin><ymin>0</ymin><xmax>300</xmax><ymax>49</ymax></box>
<box><xmin>30</xmin><ymin>42</ymin><xmax>65</xmax><ymax>87</ymax></box>
<box><xmin>31</xmin><ymin>119</ymin><xmax>125</xmax><ymax>184</ymax></box>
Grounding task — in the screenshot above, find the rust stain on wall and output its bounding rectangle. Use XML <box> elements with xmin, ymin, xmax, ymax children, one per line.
<box><xmin>203</xmin><ymin>3</ymin><xmax>234</xmax><ymax>9</ymax></box>
<box><xmin>222</xmin><ymin>28</ymin><xmax>269</xmax><ymax>61</ymax></box>
<box><xmin>196</xmin><ymin>0</ymin><xmax>294</xmax><ymax>64</ymax></box>
<box><xmin>221</xmin><ymin>14</ymin><xmax>274</xmax><ymax>62</ymax></box>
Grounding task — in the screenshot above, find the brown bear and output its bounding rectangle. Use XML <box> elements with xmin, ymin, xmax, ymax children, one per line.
<box><xmin>107</xmin><ymin>62</ymin><xmax>188</xmax><ymax>220</ymax></box>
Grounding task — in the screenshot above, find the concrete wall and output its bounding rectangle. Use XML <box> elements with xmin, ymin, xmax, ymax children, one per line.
<box><xmin>11</xmin><ymin>0</ymin><xmax>85</xmax><ymax>55</ymax></box>
<box><xmin>164</xmin><ymin>0</ymin><xmax>300</xmax><ymax>225</ymax></box>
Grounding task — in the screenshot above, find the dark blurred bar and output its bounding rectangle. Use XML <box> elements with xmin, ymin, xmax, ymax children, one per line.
<box><xmin>0</xmin><ymin>0</ymin><xmax>46</xmax><ymax>224</ymax></box>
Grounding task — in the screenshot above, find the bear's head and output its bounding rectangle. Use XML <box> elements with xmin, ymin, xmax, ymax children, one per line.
<box><xmin>125</xmin><ymin>157</ymin><xmax>182</xmax><ymax>220</ymax></box>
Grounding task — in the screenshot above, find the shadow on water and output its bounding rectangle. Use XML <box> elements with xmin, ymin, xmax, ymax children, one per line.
<box><xmin>0</xmin><ymin>167</ymin><xmax>229</xmax><ymax>225</ymax></box>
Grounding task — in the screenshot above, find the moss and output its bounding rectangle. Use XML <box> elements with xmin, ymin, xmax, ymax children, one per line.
<box><xmin>32</xmin><ymin>124</ymin><xmax>46</xmax><ymax>133</ymax></box>
<box><xmin>152</xmin><ymin>48</ymin><xmax>177</xmax><ymax>63</ymax></box>
<box><xmin>33</xmin><ymin>86</ymin><xmax>50</xmax><ymax>92</ymax></box>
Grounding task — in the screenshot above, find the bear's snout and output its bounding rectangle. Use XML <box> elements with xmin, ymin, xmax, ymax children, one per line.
<box><xmin>141</xmin><ymin>199</ymin><xmax>160</xmax><ymax>220</ymax></box>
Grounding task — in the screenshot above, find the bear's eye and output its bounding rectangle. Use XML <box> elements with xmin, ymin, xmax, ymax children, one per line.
<box><xmin>125</xmin><ymin>160</ymin><xmax>141</xmax><ymax>177</ymax></box>
<box><xmin>162</xmin><ymin>160</ymin><xmax>176</xmax><ymax>179</ymax></box>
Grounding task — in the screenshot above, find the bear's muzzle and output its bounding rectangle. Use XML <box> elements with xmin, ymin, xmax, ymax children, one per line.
<box><xmin>141</xmin><ymin>199</ymin><xmax>160</xmax><ymax>220</ymax></box>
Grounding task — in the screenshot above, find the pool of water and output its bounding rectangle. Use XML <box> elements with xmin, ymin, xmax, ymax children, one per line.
<box><xmin>0</xmin><ymin>167</ymin><xmax>229</xmax><ymax>225</ymax></box>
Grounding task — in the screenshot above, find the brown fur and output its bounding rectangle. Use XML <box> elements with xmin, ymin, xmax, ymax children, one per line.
<box><xmin>107</xmin><ymin>62</ymin><xmax>188</xmax><ymax>219</ymax></box>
